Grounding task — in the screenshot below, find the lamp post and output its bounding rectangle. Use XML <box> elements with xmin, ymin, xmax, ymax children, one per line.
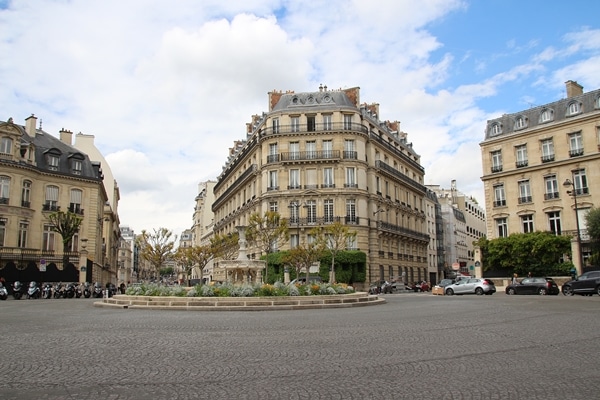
<box><xmin>563</xmin><ymin>178</ymin><xmax>584</xmax><ymax>276</ymax></box>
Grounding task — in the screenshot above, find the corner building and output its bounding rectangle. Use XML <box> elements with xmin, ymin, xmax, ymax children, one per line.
<box><xmin>480</xmin><ymin>81</ymin><xmax>600</xmax><ymax>275</ymax></box>
<box><xmin>212</xmin><ymin>86</ymin><xmax>429</xmax><ymax>286</ymax></box>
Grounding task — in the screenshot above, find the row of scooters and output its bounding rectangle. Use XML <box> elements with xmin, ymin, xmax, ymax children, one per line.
<box><xmin>0</xmin><ymin>281</ymin><xmax>108</xmax><ymax>300</ymax></box>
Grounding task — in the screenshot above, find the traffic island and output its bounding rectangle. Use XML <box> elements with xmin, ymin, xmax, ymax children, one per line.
<box><xmin>94</xmin><ymin>292</ymin><xmax>385</xmax><ymax>311</ymax></box>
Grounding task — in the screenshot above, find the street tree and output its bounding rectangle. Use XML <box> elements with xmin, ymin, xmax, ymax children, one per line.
<box><xmin>246</xmin><ymin>211</ymin><xmax>289</xmax><ymax>283</ymax></box>
<box><xmin>315</xmin><ymin>222</ymin><xmax>357</xmax><ymax>283</ymax></box>
<box><xmin>584</xmin><ymin>207</ymin><xmax>600</xmax><ymax>265</ymax></box>
<box><xmin>173</xmin><ymin>244</ymin><xmax>215</xmax><ymax>283</ymax></box>
<box><xmin>137</xmin><ymin>228</ymin><xmax>177</xmax><ymax>279</ymax></box>
<box><xmin>210</xmin><ymin>232</ymin><xmax>239</xmax><ymax>261</ymax></box>
<box><xmin>47</xmin><ymin>210</ymin><xmax>83</xmax><ymax>267</ymax></box>
<box><xmin>282</xmin><ymin>235</ymin><xmax>324</xmax><ymax>283</ymax></box>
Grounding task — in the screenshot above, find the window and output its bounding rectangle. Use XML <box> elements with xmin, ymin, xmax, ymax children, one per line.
<box><xmin>71</xmin><ymin>159</ymin><xmax>82</xmax><ymax>175</ymax></box>
<box><xmin>305</xmin><ymin>200</ymin><xmax>316</xmax><ymax>224</ymax></box>
<box><xmin>0</xmin><ymin>176</ymin><xmax>9</xmax><ymax>204</ymax></box>
<box><xmin>272</xmin><ymin>118</ymin><xmax>280</xmax><ymax>134</ymax></box>
<box><xmin>491</xmin><ymin>150</ymin><xmax>502</xmax><ymax>172</ymax></box>
<box><xmin>306</xmin><ymin>168</ymin><xmax>317</xmax><ymax>189</ymax></box>
<box><xmin>547</xmin><ymin>211</ymin><xmax>561</xmax><ymax>235</ymax></box>
<box><xmin>0</xmin><ymin>137</ymin><xmax>12</xmax><ymax>154</ymax></box>
<box><xmin>44</xmin><ymin>185</ymin><xmax>59</xmax><ymax>211</ymax></box>
<box><xmin>69</xmin><ymin>231</ymin><xmax>79</xmax><ymax>252</ymax></box>
<box><xmin>269</xmin><ymin>202</ymin><xmax>278</xmax><ymax>213</ymax></box>
<box><xmin>291</xmin><ymin>116</ymin><xmax>300</xmax><ymax>132</ymax></box>
<box><xmin>343</xmin><ymin>114</ymin><xmax>352</xmax><ymax>130</ymax></box>
<box><xmin>323</xmin><ymin>114</ymin><xmax>332</xmax><ymax>130</ymax></box>
<box><xmin>21</xmin><ymin>180</ymin><xmax>31</xmax><ymax>208</ymax></box>
<box><xmin>324</xmin><ymin>199</ymin><xmax>334</xmax><ymax>223</ymax></box>
<box><xmin>47</xmin><ymin>155</ymin><xmax>59</xmax><ymax>171</ymax></box>
<box><xmin>42</xmin><ymin>225</ymin><xmax>56</xmax><ymax>251</ymax></box>
<box><xmin>307</xmin><ymin>116</ymin><xmax>315</xmax><ymax>132</ymax></box>
<box><xmin>521</xmin><ymin>215</ymin><xmax>534</xmax><ymax>233</ymax></box>
<box><xmin>515</xmin><ymin>116</ymin><xmax>526</xmax><ymax>130</ymax></box>
<box><xmin>541</xmin><ymin>139</ymin><xmax>554</xmax><ymax>162</ymax></box>
<box><xmin>289</xmin><ymin>201</ymin><xmax>300</xmax><ymax>225</ymax></box>
<box><xmin>515</xmin><ymin>145</ymin><xmax>528</xmax><ymax>167</ymax></box>
<box><xmin>70</xmin><ymin>189</ymin><xmax>83</xmax><ymax>214</ymax></box>
<box><xmin>345</xmin><ymin>167</ymin><xmax>357</xmax><ymax>188</ymax></box>
<box><xmin>346</xmin><ymin>199</ymin><xmax>357</xmax><ymax>223</ymax></box>
<box><xmin>540</xmin><ymin>109</ymin><xmax>553</xmax><ymax>123</ymax></box>
<box><xmin>518</xmin><ymin>180</ymin><xmax>532</xmax><ymax>204</ymax></box>
<box><xmin>344</xmin><ymin>139</ymin><xmax>356</xmax><ymax>159</ymax></box>
<box><xmin>306</xmin><ymin>140</ymin><xmax>316</xmax><ymax>159</ymax></box>
<box><xmin>18</xmin><ymin>221</ymin><xmax>28</xmax><ymax>248</ymax></box>
<box><xmin>267</xmin><ymin>143</ymin><xmax>278</xmax><ymax>163</ymax></box>
<box><xmin>544</xmin><ymin>175</ymin><xmax>559</xmax><ymax>200</ymax></box>
<box><xmin>569</xmin><ymin>132</ymin><xmax>583</xmax><ymax>157</ymax></box>
<box><xmin>493</xmin><ymin>184</ymin><xmax>506</xmax><ymax>207</ymax></box>
<box><xmin>289</xmin><ymin>142</ymin><xmax>299</xmax><ymax>160</ymax></box>
<box><xmin>572</xmin><ymin>169</ymin><xmax>589</xmax><ymax>195</ymax></box>
<box><xmin>323</xmin><ymin>167</ymin><xmax>334</xmax><ymax>188</ymax></box>
<box><xmin>346</xmin><ymin>234</ymin><xmax>357</xmax><ymax>250</ymax></box>
<box><xmin>496</xmin><ymin>218</ymin><xmax>508</xmax><ymax>238</ymax></box>
<box><xmin>322</xmin><ymin>140</ymin><xmax>333</xmax><ymax>158</ymax></box>
<box><xmin>288</xmin><ymin>169</ymin><xmax>300</xmax><ymax>189</ymax></box>
<box><xmin>268</xmin><ymin>171</ymin><xmax>278</xmax><ymax>190</ymax></box>
<box><xmin>491</xmin><ymin>123</ymin><xmax>502</xmax><ymax>135</ymax></box>
<box><xmin>567</xmin><ymin>102</ymin><xmax>581</xmax><ymax>116</ymax></box>
<box><xmin>0</xmin><ymin>218</ymin><xmax>6</xmax><ymax>246</ymax></box>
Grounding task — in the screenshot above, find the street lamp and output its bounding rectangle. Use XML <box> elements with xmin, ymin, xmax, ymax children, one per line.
<box><xmin>563</xmin><ymin>178</ymin><xmax>584</xmax><ymax>276</ymax></box>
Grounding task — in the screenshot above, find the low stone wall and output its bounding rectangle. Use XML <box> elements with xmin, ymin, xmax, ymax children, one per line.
<box><xmin>94</xmin><ymin>292</ymin><xmax>385</xmax><ymax>311</ymax></box>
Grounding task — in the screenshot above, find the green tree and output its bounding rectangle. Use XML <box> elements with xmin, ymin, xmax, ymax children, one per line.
<box><xmin>47</xmin><ymin>210</ymin><xmax>83</xmax><ymax>267</ymax></box>
<box><xmin>210</xmin><ymin>232</ymin><xmax>239</xmax><ymax>260</ymax></box>
<box><xmin>584</xmin><ymin>207</ymin><xmax>600</xmax><ymax>265</ymax></box>
<box><xmin>314</xmin><ymin>221</ymin><xmax>357</xmax><ymax>283</ymax></box>
<box><xmin>246</xmin><ymin>211</ymin><xmax>289</xmax><ymax>283</ymax></box>
<box><xmin>478</xmin><ymin>232</ymin><xmax>572</xmax><ymax>276</ymax></box>
<box><xmin>173</xmin><ymin>244</ymin><xmax>215</xmax><ymax>283</ymax></box>
<box><xmin>281</xmin><ymin>235</ymin><xmax>324</xmax><ymax>283</ymax></box>
<box><xmin>137</xmin><ymin>228</ymin><xmax>177</xmax><ymax>278</ymax></box>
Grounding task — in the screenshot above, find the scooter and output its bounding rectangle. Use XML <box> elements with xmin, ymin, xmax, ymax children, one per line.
<box><xmin>12</xmin><ymin>281</ymin><xmax>23</xmax><ymax>300</ymax></box>
<box><xmin>83</xmin><ymin>282</ymin><xmax>91</xmax><ymax>298</ymax></box>
<box><xmin>42</xmin><ymin>283</ymin><xmax>53</xmax><ymax>299</ymax></box>
<box><xmin>75</xmin><ymin>283</ymin><xmax>83</xmax><ymax>298</ymax></box>
<box><xmin>93</xmin><ymin>282</ymin><xmax>103</xmax><ymax>298</ymax></box>
<box><xmin>0</xmin><ymin>282</ymin><xmax>8</xmax><ymax>300</ymax></box>
<box><xmin>53</xmin><ymin>283</ymin><xmax>64</xmax><ymax>299</ymax></box>
<box><xmin>27</xmin><ymin>281</ymin><xmax>41</xmax><ymax>299</ymax></box>
<box><xmin>64</xmin><ymin>283</ymin><xmax>76</xmax><ymax>299</ymax></box>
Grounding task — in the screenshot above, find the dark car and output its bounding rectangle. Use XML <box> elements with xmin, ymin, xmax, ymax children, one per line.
<box><xmin>505</xmin><ymin>277</ymin><xmax>559</xmax><ymax>295</ymax></box>
<box><xmin>562</xmin><ymin>270</ymin><xmax>600</xmax><ymax>296</ymax></box>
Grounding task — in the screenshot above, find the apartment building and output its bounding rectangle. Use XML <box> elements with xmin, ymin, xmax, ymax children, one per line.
<box><xmin>481</xmin><ymin>80</ymin><xmax>600</xmax><ymax>274</ymax></box>
<box><xmin>211</xmin><ymin>85</ymin><xmax>429</xmax><ymax>286</ymax></box>
<box><xmin>0</xmin><ymin>115</ymin><xmax>113</xmax><ymax>284</ymax></box>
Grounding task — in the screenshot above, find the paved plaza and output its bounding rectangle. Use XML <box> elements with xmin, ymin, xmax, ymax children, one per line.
<box><xmin>1</xmin><ymin>293</ymin><xmax>599</xmax><ymax>400</ymax></box>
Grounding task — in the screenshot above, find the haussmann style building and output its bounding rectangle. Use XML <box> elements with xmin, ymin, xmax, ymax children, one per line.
<box><xmin>210</xmin><ymin>85</ymin><xmax>430</xmax><ymax>288</ymax></box>
<box><xmin>480</xmin><ymin>80</ymin><xmax>600</xmax><ymax>275</ymax></box>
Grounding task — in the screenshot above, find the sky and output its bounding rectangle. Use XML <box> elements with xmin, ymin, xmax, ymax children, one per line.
<box><xmin>1</xmin><ymin>0</ymin><xmax>600</xmax><ymax>241</ymax></box>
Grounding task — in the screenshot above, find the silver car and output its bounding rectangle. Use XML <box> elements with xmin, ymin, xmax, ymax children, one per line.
<box><xmin>444</xmin><ymin>278</ymin><xmax>496</xmax><ymax>296</ymax></box>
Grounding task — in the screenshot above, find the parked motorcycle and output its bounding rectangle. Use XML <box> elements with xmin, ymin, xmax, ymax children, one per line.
<box><xmin>12</xmin><ymin>281</ymin><xmax>23</xmax><ymax>300</ymax></box>
<box><xmin>42</xmin><ymin>283</ymin><xmax>53</xmax><ymax>299</ymax></box>
<box><xmin>93</xmin><ymin>282</ymin><xmax>103</xmax><ymax>298</ymax></box>
<box><xmin>0</xmin><ymin>282</ymin><xmax>8</xmax><ymax>300</ymax></box>
<box><xmin>75</xmin><ymin>283</ymin><xmax>83</xmax><ymax>298</ymax></box>
<box><xmin>27</xmin><ymin>281</ymin><xmax>41</xmax><ymax>299</ymax></box>
<box><xmin>64</xmin><ymin>282</ymin><xmax>76</xmax><ymax>299</ymax></box>
<box><xmin>83</xmin><ymin>282</ymin><xmax>91</xmax><ymax>298</ymax></box>
<box><xmin>53</xmin><ymin>282</ymin><xmax>64</xmax><ymax>299</ymax></box>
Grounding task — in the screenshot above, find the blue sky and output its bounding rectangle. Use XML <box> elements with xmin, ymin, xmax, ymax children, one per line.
<box><xmin>1</xmin><ymin>0</ymin><xmax>599</xmax><ymax>237</ymax></box>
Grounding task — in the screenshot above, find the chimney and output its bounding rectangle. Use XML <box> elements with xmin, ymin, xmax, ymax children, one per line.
<box><xmin>565</xmin><ymin>80</ymin><xmax>583</xmax><ymax>98</ymax></box>
<box><xmin>59</xmin><ymin>129</ymin><xmax>73</xmax><ymax>145</ymax></box>
<box><xmin>25</xmin><ymin>114</ymin><xmax>37</xmax><ymax>136</ymax></box>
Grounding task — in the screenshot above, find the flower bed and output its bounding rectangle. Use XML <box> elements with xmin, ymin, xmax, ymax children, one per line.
<box><xmin>125</xmin><ymin>281</ymin><xmax>355</xmax><ymax>298</ymax></box>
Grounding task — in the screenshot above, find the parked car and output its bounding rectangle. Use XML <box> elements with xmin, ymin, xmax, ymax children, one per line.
<box><xmin>562</xmin><ymin>270</ymin><xmax>600</xmax><ymax>296</ymax></box>
<box><xmin>505</xmin><ymin>277</ymin><xmax>559</xmax><ymax>295</ymax></box>
<box><xmin>289</xmin><ymin>276</ymin><xmax>323</xmax><ymax>285</ymax></box>
<box><xmin>444</xmin><ymin>278</ymin><xmax>496</xmax><ymax>296</ymax></box>
<box><xmin>437</xmin><ymin>279</ymin><xmax>455</xmax><ymax>288</ymax></box>
<box><xmin>369</xmin><ymin>280</ymin><xmax>392</xmax><ymax>294</ymax></box>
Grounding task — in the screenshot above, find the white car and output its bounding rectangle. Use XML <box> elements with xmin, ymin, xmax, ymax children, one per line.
<box><xmin>444</xmin><ymin>278</ymin><xmax>496</xmax><ymax>296</ymax></box>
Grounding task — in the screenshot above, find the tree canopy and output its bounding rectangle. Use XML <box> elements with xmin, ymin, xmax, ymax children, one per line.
<box><xmin>137</xmin><ymin>227</ymin><xmax>177</xmax><ymax>277</ymax></box>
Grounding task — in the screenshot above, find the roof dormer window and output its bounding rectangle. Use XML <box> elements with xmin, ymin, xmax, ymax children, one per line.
<box><xmin>539</xmin><ymin>108</ymin><xmax>554</xmax><ymax>123</ymax></box>
<box><xmin>567</xmin><ymin>101</ymin><xmax>582</xmax><ymax>117</ymax></box>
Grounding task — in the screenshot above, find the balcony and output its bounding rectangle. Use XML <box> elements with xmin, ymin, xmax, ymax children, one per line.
<box><xmin>569</xmin><ymin>148</ymin><xmax>584</xmax><ymax>157</ymax></box>
<box><xmin>68</xmin><ymin>205</ymin><xmax>85</xmax><ymax>215</ymax></box>
<box><xmin>42</xmin><ymin>203</ymin><xmax>60</xmax><ymax>212</ymax></box>
<box><xmin>518</xmin><ymin>196</ymin><xmax>532</xmax><ymax>204</ymax></box>
<box><xmin>280</xmin><ymin>150</ymin><xmax>340</xmax><ymax>163</ymax></box>
<box><xmin>21</xmin><ymin>200</ymin><xmax>30</xmax><ymax>208</ymax></box>
<box><xmin>261</xmin><ymin>121</ymin><xmax>368</xmax><ymax>137</ymax></box>
<box><xmin>516</xmin><ymin>160</ymin><xmax>528</xmax><ymax>168</ymax></box>
<box><xmin>491</xmin><ymin>165</ymin><xmax>503</xmax><ymax>173</ymax></box>
<box><xmin>541</xmin><ymin>154</ymin><xmax>555</xmax><ymax>163</ymax></box>
<box><xmin>377</xmin><ymin>221</ymin><xmax>429</xmax><ymax>243</ymax></box>
<box><xmin>0</xmin><ymin>197</ymin><xmax>8</xmax><ymax>205</ymax></box>
<box><xmin>544</xmin><ymin>192</ymin><xmax>559</xmax><ymax>200</ymax></box>
<box><xmin>286</xmin><ymin>216</ymin><xmax>360</xmax><ymax>227</ymax></box>
<box><xmin>343</xmin><ymin>151</ymin><xmax>357</xmax><ymax>159</ymax></box>
<box><xmin>266</xmin><ymin>154</ymin><xmax>279</xmax><ymax>163</ymax></box>
<box><xmin>493</xmin><ymin>199</ymin><xmax>506</xmax><ymax>207</ymax></box>
<box><xmin>320</xmin><ymin>183</ymin><xmax>335</xmax><ymax>189</ymax></box>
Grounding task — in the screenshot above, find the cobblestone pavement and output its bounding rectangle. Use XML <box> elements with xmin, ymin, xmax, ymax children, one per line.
<box><xmin>1</xmin><ymin>293</ymin><xmax>599</xmax><ymax>400</ymax></box>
